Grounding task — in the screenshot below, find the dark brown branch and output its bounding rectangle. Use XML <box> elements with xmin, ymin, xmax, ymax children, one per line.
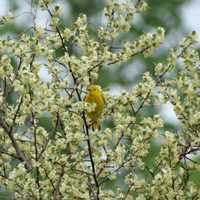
<box><xmin>99</xmin><ymin>157</ymin><xmax>132</xmax><ymax>186</ymax></box>
<box><xmin>53</xmin><ymin>165</ymin><xmax>65</xmax><ymax>200</ymax></box>
<box><xmin>54</xmin><ymin>22</ymin><xmax>98</xmax><ymax>200</ymax></box>
<box><xmin>3</xmin><ymin>78</ymin><xmax>7</xmax><ymax>97</ymax></box>
<box><xmin>16</xmin><ymin>56</ymin><xmax>23</xmax><ymax>76</ymax></box>
<box><xmin>73</xmin><ymin>80</ymin><xmax>100</xmax><ymax>199</ymax></box>
<box><xmin>0</xmin><ymin>118</ymin><xmax>9</xmax><ymax>133</ymax></box>
<box><xmin>135</xmin><ymin>0</ymin><xmax>142</xmax><ymax>8</ymax></box>
<box><xmin>4</xmin><ymin>98</ymin><xmax>32</xmax><ymax>171</ymax></box>
<box><xmin>179</xmin><ymin>145</ymin><xmax>200</xmax><ymax>163</ymax></box>
<box><xmin>44</xmin><ymin>4</ymin><xmax>100</xmax><ymax>198</ymax></box>
<box><xmin>32</xmin><ymin>116</ymin><xmax>42</xmax><ymax>199</ymax></box>
<box><xmin>0</xmin><ymin>148</ymin><xmax>21</xmax><ymax>160</ymax></box>
<box><xmin>28</xmin><ymin>84</ymin><xmax>42</xmax><ymax>199</ymax></box>
<box><xmin>83</xmin><ymin>115</ymin><xmax>100</xmax><ymax>199</ymax></box>
<box><xmin>42</xmin><ymin>166</ymin><xmax>56</xmax><ymax>192</ymax></box>
<box><xmin>38</xmin><ymin>111</ymin><xmax>67</xmax><ymax>161</ymax></box>
<box><xmin>88</xmin><ymin>45</ymin><xmax>152</xmax><ymax>74</ymax></box>
<box><xmin>134</xmin><ymin>90</ymin><xmax>151</xmax><ymax>115</ymax></box>
<box><xmin>123</xmin><ymin>181</ymin><xmax>135</xmax><ymax>200</ymax></box>
<box><xmin>37</xmin><ymin>137</ymin><xmax>50</xmax><ymax>160</ymax></box>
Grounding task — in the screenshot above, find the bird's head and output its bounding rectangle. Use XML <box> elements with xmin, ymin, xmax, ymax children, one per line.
<box><xmin>87</xmin><ymin>85</ymin><xmax>101</xmax><ymax>93</ymax></box>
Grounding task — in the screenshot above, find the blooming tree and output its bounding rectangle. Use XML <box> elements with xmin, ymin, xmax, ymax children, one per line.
<box><xmin>0</xmin><ymin>0</ymin><xmax>200</xmax><ymax>199</ymax></box>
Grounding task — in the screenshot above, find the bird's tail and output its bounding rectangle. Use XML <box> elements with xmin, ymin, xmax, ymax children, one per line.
<box><xmin>92</xmin><ymin>120</ymin><xmax>101</xmax><ymax>131</ymax></box>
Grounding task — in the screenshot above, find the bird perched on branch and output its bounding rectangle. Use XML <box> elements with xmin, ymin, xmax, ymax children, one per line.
<box><xmin>84</xmin><ymin>85</ymin><xmax>105</xmax><ymax>130</ymax></box>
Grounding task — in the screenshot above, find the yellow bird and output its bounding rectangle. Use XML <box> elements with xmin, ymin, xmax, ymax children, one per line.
<box><xmin>84</xmin><ymin>85</ymin><xmax>105</xmax><ymax>130</ymax></box>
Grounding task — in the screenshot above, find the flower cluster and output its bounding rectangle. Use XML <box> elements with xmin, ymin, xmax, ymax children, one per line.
<box><xmin>0</xmin><ymin>0</ymin><xmax>200</xmax><ymax>199</ymax></box>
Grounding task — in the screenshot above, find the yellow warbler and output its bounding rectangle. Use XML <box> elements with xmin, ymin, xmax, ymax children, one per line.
<box><xmin>84</xmin><ymin>85</ymin><xmax>105</xmax><ymax>130</ymax></box>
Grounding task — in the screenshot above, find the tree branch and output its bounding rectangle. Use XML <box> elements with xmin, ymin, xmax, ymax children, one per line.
<box><xmin>53</xmin><ymin>165</ymin><xmax>65</xmax><ymax>200</ymax></box>
<box><xmin>44</xmin><ymin>4</ymin><xmax>100</xmax><ymax>198</ymax></box>
<box><xmin>1</xmin><ymin>98</ymin><xmax>32</xmax><ymax>171</ymax></box>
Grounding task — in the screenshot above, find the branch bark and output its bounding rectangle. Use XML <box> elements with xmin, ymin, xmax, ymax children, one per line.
<box><xmin>53</xmin><ymin>165</ymin><xmax>65</xmax><ymax>200</ymax></box>
<box><xmin>0</xmin><ymin>98</ymin><xmax>32</xmax><ymax>171</ymax></box>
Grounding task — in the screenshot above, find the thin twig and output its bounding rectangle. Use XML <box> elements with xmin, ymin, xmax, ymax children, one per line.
<box><xmin>44</xmin><ymin>3</ymin><xmax>100</xmax><ymax>199</ymax></box>
<box><xmin>53</xmin><ymin>165</ymin><xmax>65</xmax><ymax>200</ymax></box>
<box><xmin>3</xmin><ymin>98</ymin><xmax>32</xmax><ymax>171</ymax></box>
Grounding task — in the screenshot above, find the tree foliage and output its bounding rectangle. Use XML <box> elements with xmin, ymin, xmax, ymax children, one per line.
<box><xmin>0</xmin><ymin>0</ymin><xmax>200</xmax><ymax>199</ymax></box>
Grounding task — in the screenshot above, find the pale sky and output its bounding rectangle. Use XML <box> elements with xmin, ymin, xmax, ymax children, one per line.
<box><xmin>181</xmin><ymin>0</ymin><xmax>200</xmax><ymax>41</ymax></box>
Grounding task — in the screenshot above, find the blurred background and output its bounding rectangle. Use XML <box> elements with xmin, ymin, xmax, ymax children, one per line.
<box><xmin>0</xmin><ymin>0</ymin><xmax>200</xmax><ymax>198</ymax></box>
